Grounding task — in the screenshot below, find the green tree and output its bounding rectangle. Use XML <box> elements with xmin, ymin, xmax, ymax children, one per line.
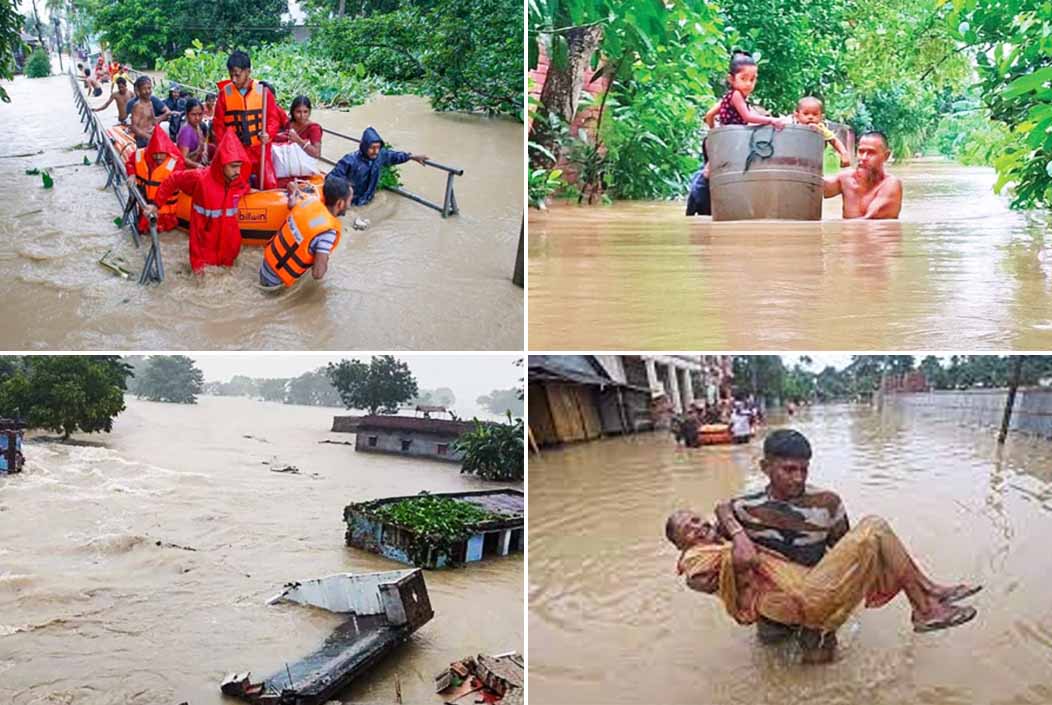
<box><xmin>83</xmin><ymin>0</ymin><xmax>289</xmax><ymax>67</ymax></box>
<box><xmin>25</xmin><ymin>46</ymin><xmax>49</xmax><ymax>77</ymax></box>
<box><xmin>453</xmin><ymin>414</ymin><xmax>524</xmax><ymax>482</ymax></box>
<box><xmin>0</xmin><ymin>356</ymin><xmax>131</xmax><ymax>439</ymax></box>
<box><xmin>136</xmin><ymin>356</ymin><xmax>204</xmax><ymax>404</ymax></box>
<box><xmin>327</xmin><ymin>355</ymin><xmax>418</xmax><ymax>414</ymax></box>
<box><xmin>0</xmin><ymin>0</ymin><xmax>21</xmax><ymax>103</ymax></box>
<box><xmin>477</xmin><ymin>388</ymin><xmax>525</xmax><ymax>417</ymax></box>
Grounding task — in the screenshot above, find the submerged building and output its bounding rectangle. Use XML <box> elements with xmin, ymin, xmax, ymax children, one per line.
<box><xmin>341</xmin><ymin>415</ymin><xmax>478</xmax><ymax>463</ymax></box>
<box><xmin>345</xmin><ymin>489</ymin><xmax>525</xmax><ymax>568</ymax></box>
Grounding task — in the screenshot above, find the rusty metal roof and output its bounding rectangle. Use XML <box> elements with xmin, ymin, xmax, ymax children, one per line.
<box><xmin>354</xmin><ymin>415</ymin><xmax>478</xmax><ymax>435</ymax></box>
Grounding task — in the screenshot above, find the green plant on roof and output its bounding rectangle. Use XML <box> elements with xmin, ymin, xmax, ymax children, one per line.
<box><xmin>362</xmin><ymin>495</ymin><xmax>499</xmax><ymax>567</ymax></box>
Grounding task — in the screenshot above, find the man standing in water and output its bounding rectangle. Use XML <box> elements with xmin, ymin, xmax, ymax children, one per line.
<box><xmin>823</xmin><ymin>131</ymin><xmax>903</xmax><ymax>219</ymax></box>
<box><xmin>714</xmin><ymin>429</ymin><xmax>849</xmax><ymax>663</ymax></box>
<box><xmin>128</xmin><ymin>76</ymin><xmax>173</xmax><ymax>148</ymax></box>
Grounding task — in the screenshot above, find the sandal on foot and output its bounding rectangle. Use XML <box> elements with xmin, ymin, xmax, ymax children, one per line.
<box><xmin>940</xmin><ymin>584</ymin><xmax>983</xmax><ymax>604</ymax></box>
<box><xmin>913</xmin><ymin>605</ymin><xmax>977</xmax><ymax>633</ymax></box>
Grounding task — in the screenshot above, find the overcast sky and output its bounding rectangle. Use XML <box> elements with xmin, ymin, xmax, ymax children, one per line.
<box><xmin>189</xmin><ymin>353</ymin><xmax>521</xmax><ymax>417</ymax></box>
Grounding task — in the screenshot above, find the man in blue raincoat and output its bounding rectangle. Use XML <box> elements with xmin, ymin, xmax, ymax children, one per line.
<box><xmin>328</xmin><ymin>126</ymin><xmax>430</xmax><ymax>206</ymax></box>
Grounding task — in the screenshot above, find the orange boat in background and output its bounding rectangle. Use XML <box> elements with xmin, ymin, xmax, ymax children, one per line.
<box><xmin>698</xmin><ymin>424</ymin><xmax>733</xmax><ymax>446</ymax></box>
<box><xmin>105</xmin><ymin>125</ymin><xmax>324</xmax><ymax>246</ymax></box>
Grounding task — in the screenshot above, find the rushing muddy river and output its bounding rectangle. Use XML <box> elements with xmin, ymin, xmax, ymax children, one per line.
<box><xmin>528</xmin><ymin>403</ymin><xmax>1052</xmax><ymax>705</ymax></box>
<box><xmin>528</xmin><ymin>159</ymin><xmax>1052</xmax><ymax>350</ymax></box>
<box><xmin>0</xmin><ymin>74</ymin><xmax>523</xmax><ymax>350</ymax></box>
<box><xmin>0</xmin><ymin>396</ymin><xmax>522</xmax><ymax>705</ymax></box>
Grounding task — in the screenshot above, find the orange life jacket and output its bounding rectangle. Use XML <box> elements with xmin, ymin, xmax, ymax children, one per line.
<box><xmin>133</xmin><ymin>149</ymin><xmax>179</xmax><ymax>213</ymax></box>
<box><xmin>222</xmin><ymin>82</ymin><xmax>264</xmax><ymax>147</ymax></box>
<box><xmin>263</xmin><ymin>197</ymin><xmax>342</xmax><ymax>286</ymax></box>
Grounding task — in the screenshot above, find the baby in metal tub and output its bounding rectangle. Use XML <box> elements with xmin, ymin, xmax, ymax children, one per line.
<box><xmin>794</xmin><ymin>95</ymin><xmax>851</xmax><ymax>167</ymax></box>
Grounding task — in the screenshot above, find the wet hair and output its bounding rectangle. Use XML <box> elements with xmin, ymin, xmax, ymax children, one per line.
<box><xmin>763</xmin><ymin>429</ymin><xmax>812</xmax><ymax>460</ymax></box>
<box><xmin>133</xmin><ymin>75</ymin><xmax>151</xmax><ymax>90</ymax></box>
<box><xmin>226</xmin><ymin>50</ymin><xmax>251</xmax><ymax>72</ymax></box>
<box><xmin>77</xmin><ymin>63</ymin><xmax>83</xmax><ymax>69</ymax></box>
<box><xmin>290</xmin><ymin>95</ymin><xmax>312</xmax><ymax>114</ymax></box>
<box><xmin>179</xmin><ymin>89</ymin><xmax>191</xmax><ymax>98</ymax></box>
<box><xmin>184</xmin><ymin>97</ymin><xmax>202</xmax><ymax>114</ymax></box>
<box><xmin>205</xmin><ymin>92</ymin><xmax>216</xmax><ymax>103</ymax></box>
<box><xmin>729</xmin><ymin>49</ymin><xmax>757</xmax><ymax>78</ymax></box>
<box><xmin>116</xmin><ymin>76</ymin><xmax>127</xmax><ymax>86</ymax></box>
<box><xmin>861</xmin><ymin>130</ymin><xmax>890</xmax><ymax>149</ymax></box>
<box><xmin>323</xmin><ymin>174</ymin><xmax>351</xmax><ymax>206</ymax></box>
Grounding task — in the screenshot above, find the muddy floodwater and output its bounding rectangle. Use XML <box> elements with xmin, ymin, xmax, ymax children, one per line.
<box><xmin>0</xmin><ymin>74</ymin><xmax>522</xmax><ymax>350</ymax></box>
<box><xmin>0</xmin><ymin>396</ymin><xmax>522</xmax><ymax>705</ymax></box>
<box><xmin>528</xmin><ymin>160</ymin><xmax>1052</xmax><ymax>349</ymax></box>
<box><xmin>528</xmin><ymin>404</ymin><xmax>1052</xmax><ymax>705</ymax></box>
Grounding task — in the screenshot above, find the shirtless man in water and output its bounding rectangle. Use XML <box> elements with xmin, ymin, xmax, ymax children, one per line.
<box><xmin>92</xmin><ymin>77</ymin><xmax>133</xmax><ymax>124</ymax></box>
<box><xmin>823</xmin><ymin>131</ymin><xmax>903</xmax><ymax>219</ymax></box>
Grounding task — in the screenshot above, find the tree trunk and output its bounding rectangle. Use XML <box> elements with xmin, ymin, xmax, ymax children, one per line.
<box><xmin>530</xmin><ymin>25</ymin><xmax>602</xmax><ymax>166</ymax></box>
<box><xmin>337</xmin><ymin>0</ymin><xmax>346</xmax><ymax>17</ymax></box>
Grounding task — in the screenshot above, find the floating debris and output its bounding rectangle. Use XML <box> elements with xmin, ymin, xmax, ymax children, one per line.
<box><xmin>220</xmin><ymin>570</ymin><xmax>434</xmax><ymax>704</ymax></box>
<box><xmin>435</xmin><ymin>652</ymin><xmax>524</xmax><ymax>704</ymax></box>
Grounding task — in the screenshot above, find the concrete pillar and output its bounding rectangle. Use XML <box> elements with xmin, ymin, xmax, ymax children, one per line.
<box><xmin>645</xmin><ymin>358</ymin><xmax>660</xmax><ymax>395</ymax></box>
<box><xmin>500</xmin><ymin>530</ymin><xmax>512</xmax><ymax>556</ymax></box>
<box><xmin>681</xmin><ymin>368</ymin><xmax>694</xmax><ymax>410</ymax></box>
<box><xmin>667</xmin><ymin>363</ymin><xmax>682</xmax><ymax>413</ymax></box>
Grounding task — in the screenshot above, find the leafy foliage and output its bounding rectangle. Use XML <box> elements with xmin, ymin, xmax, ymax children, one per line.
<box><xmin>363</xmin><ymin>494</ymin><xmax>500</xmax><ymax>566</ymax></box>
<box><xmin>453</xmin><ymin>414</ymin><xmax>524</xmax><ymax>481</ymax></box>
<box><xmin>83</xmin><ymin>0</ymin><xmax>289</xmax><ymax>68</ymax></box>
<box><xmin>158</xmin><ymin>41</ymin><xmax>394</xmax><ymax>109</ymax></box>
<box><xmin>326</xmin><ymin>355</ymin><xmax>418</xmax><ymax>415</ymax></box>
<box><xmin>0</xmin><ymin>0</ymin><xmax>23</xmax><ymax>102</ymax></box>
<box><xmin>135</xmin><ymin>356</ymin><xmax>204</xmax><ymax>404</ymax></box>
<box><xmin>0</xmin><ymin>356</ymin><xmax>131</xmax><ymax>439</ymax></box>
<box><xmin>314</xmin><ymin>0</ymin><xmax>521</xmax><ymax>116</ymax></box>
<box><xmin>25</xmin><ymin>46</ymin><xmax>49</xmax><ymax>78</ymax></box>
<box><xmin>946</xmin><ymin>0</ymin><xmax>1052</xmax><ymax>208</ymax></box>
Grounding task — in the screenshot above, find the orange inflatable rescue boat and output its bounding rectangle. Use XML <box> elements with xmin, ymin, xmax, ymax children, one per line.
<box><xmin>105</xmin><ymin>125</ymin><xmax>325</xmax><ymax>245</ymax></box>
<box><xmin>698</xmin><ymin>424</ymin><xmax>733</xmax><ymax>446</ymax></box>
<box><xmin>173</xmin><ymin>173</ymin><xmax>325</xmax><ymax>246</ymax></box>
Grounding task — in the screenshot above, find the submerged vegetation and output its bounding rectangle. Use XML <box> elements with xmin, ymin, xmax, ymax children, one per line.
<box><xmin>527</xmin><ymin>0</ymin><xmax>1052</xmax><ymax>210</ymax></box>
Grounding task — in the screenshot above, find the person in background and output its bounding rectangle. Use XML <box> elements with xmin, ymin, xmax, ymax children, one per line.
<box><xmin>92</xmin><ymin>76</ymin><xmax>133</xmax><ymax>124</ymax></box>
<box><xmin>127</xmin><ymin>76</ymin><xmax>173</xmax><ymax>148</ymax></box>
<box><xmin>275</xmin><ymin>95</ymin><xmax>322</xmax><ymax>159</ymax></box>
<box><xmin>176</xmin><ymin>98</ymin><xmax>209</xmax><ymax>169</ymax></box>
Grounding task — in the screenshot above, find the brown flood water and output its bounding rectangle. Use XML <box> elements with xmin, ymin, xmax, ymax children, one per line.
<box><xmin>0</xmin><ymin>396</ymin><xmax>522</xmax><ymax>704</ymax></box>
<box><xmin>0</xmin><ymin>74</ymin><xmax>523</xmax><ymax>350</ymax></box>
<box><xmin>528</xmin><ymin>404</ymin><xmax>1052</xmax><ymax>705</ymax></box>
<box><xmin>528</xmin><ymin>161</ymin><xmax>1052</xmax><ymax>349</ymax></box>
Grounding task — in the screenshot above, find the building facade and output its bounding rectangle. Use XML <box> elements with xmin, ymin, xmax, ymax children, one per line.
<box><xmin>351</xmin><ymin>415</ymin><xmax>476</xmax><ymax>463</ymax></box>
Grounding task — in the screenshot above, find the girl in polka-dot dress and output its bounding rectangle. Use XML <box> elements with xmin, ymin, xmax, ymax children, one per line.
<box><xmin>703</xmin><ymin>51</ymin><xmax>788</xmax><ymax>130</ymax></box>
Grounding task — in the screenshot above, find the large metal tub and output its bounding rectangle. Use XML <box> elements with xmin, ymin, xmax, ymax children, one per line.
<box><xmin>708</xmin><ymin>125</ymin><xmax>824</xmax><ymax>221</ymax></box>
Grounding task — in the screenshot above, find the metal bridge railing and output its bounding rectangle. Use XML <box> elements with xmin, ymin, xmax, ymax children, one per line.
<box><xmin>71</xmin><ymin>68</ymin><xmax>164</xmax><ymax>284</ymax></box>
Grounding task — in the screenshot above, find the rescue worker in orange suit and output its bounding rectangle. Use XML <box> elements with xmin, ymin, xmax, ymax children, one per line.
<box><xmin>212</xmin><ymin>50</ymin><xmax>283</xmax><ymax>190</ymax></box>
<box><xmin>125</xmin><ymin>127</ymin><xmax>185</xmax><ymax>234</ymax></box>
<box><xmin>258</xmin><ymin>175</ymin><xmax>350</xmax><ymax>289</ymax></box>
<box><xmin>150</xmin><ymin>130</ymin><xmax>251</xmax><ymax>273</ymax></box>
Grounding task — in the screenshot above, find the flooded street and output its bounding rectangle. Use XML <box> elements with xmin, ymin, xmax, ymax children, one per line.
<box><xmin>528</xmin><ymin>403</ymin><xmax>1052</xmax><ymax>705</ymax></box>
<box><xmin>0</xmin><ymin>396</ymin><xmax>522</xmax><ymax>704</ymax></box>
<box><xmin>528</xmin><ymin>159</ymin><xmax>1052</xmax><ymax>349</ymax></box>
<box><xmin>0</xmin><ymin>74</ymin><xmax>522</xmax><ymax>350</ymax></box>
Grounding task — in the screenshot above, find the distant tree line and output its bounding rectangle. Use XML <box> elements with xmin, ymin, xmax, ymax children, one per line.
<box><xmin>126</xmin><ymin>355</ymin><xmax>204</xmax><ymax>404</ymax></box>
<box><xmin>734</xmin><ymin>355</ymin><xmax>1052</xmax><ymax>405</ymax></box>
